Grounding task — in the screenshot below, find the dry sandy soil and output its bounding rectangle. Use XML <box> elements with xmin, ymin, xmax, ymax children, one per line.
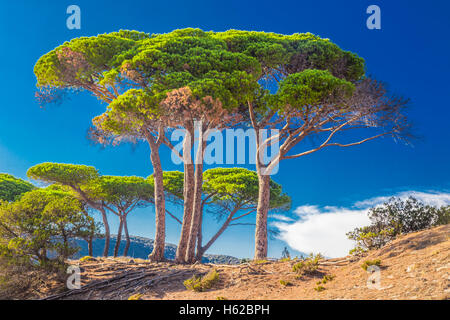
<box><xmin>43</xmin><ymin>224</ymin><xmax>449</xmax><ymax>300</ymax></box>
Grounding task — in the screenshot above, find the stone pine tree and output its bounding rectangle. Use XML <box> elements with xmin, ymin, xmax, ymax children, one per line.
<box><xmin>32</xmin><ymin>30</ymin><xmax>171</xmax><ymax>259</ymax></box>
<box><xmin>159</xmin><ymin>87</ymin><xmax>253</xmax><ymax>263</ymax></box>
<box><xmin>34</xmin><ymin>29</ymin><xmax>258</xmax><ymax>263</ymax></box>
<box><xmin>106</xmin><ymin>29</ymin><xmax>259</xmax><ymax>263</ymax></box>
<box><xmin>32</xmin><ymin>28</ymin><xmax>410</xmax><ymax>262</ymax></box>
<box><xmin>33</xmin><ymin>30</ymin><xmax>171</xmax><ymax>262</ymax></box>
<box><xmin>91</xmin><ymin>89</ymin><xmax>171</xmax><ymax>261</ymax></box>
<box><xmin>84</xmin><ymin>175</ymin><xmax>152</xmax><ymax>257</ymax></box>
<box><xmin>212</xmin><ymin>31</ymin><xmax>410</xmax><ymax>260</ymax></box>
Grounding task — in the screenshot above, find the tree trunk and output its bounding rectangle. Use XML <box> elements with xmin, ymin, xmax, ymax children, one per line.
<box><xmin>185</xmin><ymin>144</ymin><xmax>204</xmax><ymax>263</ymax></box>
<box><xmin>197</xmin><ymin>208</ymin><xmax>236</xmax><ymax>261</ymax></box>
<box><xmin>195</xmin><ymin>208</ymin><xmax>203</xmax><ymax>262</ymax></box>
<box><xmin>148</xmin><ymin>145</ymin><xmax>166</xmax><ymax>262</ymax></box>
<box><xmin>175</xmin><ymin>126</ymin><xmax>194</xmax><ymax>263</ymax></box>
<box><xmin>114</xmin><ymin>217</ymin><xmax>124</xmax><ymax>258</ymax></box>
<box><xmin>254</xmin><ymin>173</ymin><xmax>270</xmax><ymax>260</ymax></box>
<box><xmin>123</xmin><ymin>217</ymin><xmax>130</xmax><ymax>257</ymax></box>
<box><xmin>88</xmin><ymin>235</ymin><xmax>93</xmax><ymax>257</ymax></box>
<box><xmin>100</xmin><ymin>207</ymin><xmax>110</xmax><ymax>257</ymax></box>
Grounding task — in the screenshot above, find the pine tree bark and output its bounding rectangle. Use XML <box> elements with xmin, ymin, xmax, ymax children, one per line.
<box><xmin>99</xmin><ymin>207</ymin><xmax>110</xmax><ymax>257</ymax></box>
<box><xmin>254</xmin><ymin>172</ymin><xmax>270</xmax><ymax>260</ymax></box>
<box><xmin>123</xmin><ymin>217</ymin><xmax>131</xmax><ymax>257</ymax></box>
<box><xmin>113</xmin><ymin>217</ymin><xmax>124</xmax><ymax>258</ymax></box>
<box><xmin>185</xmin><ymin>141</ymin><xmax>205</xmax><ymax>263</ymax></box>
<box><xmin>175</xmin><ymin>126</ymin><xmax>194</xmax><ymax>263</ymax></box>
<box><xmin>88</xmin><ymin>236</ymin><xmax>93</xmax><ymax>257</ymax></box>
<box><xmin>195</xmin><ymin>209</ymin><xmax>203</xmax><ymax>262</ymax></box>
<box><xmin>148</xmin><ymin>143</ymin><xmax>166</xmax><ymax>262</ymax></box>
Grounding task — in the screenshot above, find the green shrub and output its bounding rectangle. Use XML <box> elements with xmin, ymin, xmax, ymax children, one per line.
<box><xmin>216</xmin><ymin>296</ymin><xmax>228</xmax><ymax>300</ymax></box>
<box><xmin>279</xmin><ymin>280</ymin><xmax>292</xmax><ymax>286</ymax></box>
<box><xmin>314</xmin><ymin>285</ymin><xmax>325</xmax><ymax>292</ymax></box>
<box><xmin>0</xmin><ymin>257</ymin><xmax>41</xmax><ymax>299</ymax></box>
<box><xmin>347</xmin><ymin>227</ymin><xmax>395</xmax><ymax>252</ymax></box>
<box><xmin>279</xmin><ymin>257</ymin><xmax>291</xmax><ymax>262</ymax></box>
<box><xmin>0</xmin><ymin>188</ymin><xmax>98</xmax><ymax>298</ymax></box>
<box><xmin>435</xmin><ymin>206</ymin><xmax>450</xmax><ymax>226</ymax></box>
<box><xmin>349</xmin><ymin>247</ymin><xmax>367</xmax><ymax>256</ymax></box>
<box><xmin>347</xmin><ymin>197</ymin><xmax>450</xmax><ymax>253</ymax></box>
<box><xmin>253</xmin><ymin>259</ymin><xmax>269</xmax><ymax>264</ymax></box>
<box><xmin>128</xmin><ymin>293</ymin><xmax>143</xmax><ymax>300</ymax></box>
<box><xmin>317</xmin><ymin>274</ymin><xmax>335</xmax><ymax>285</ymax></box>
<box><xmin>361</xmin><ymin>259</ymin><xmax>381</xmax><ymax>271</ymax></box>
<box><xmin>184</xmin><ymin>275</ymin><xmax>203</xmax><ymax>292</ymax></box>
<box><xmin>184</xmin><ymin>269</ymin><xmax>220</xmax><ymax>292</ymax></box>
<box><xmin>80</xmin><ymin>256</ymin><xmax>94</xmax><ymax>262</ymax></box>
<box><xmin>292</xmin><ymin>253</ymin><xmax>322</xmax><ymax>276</ymax></box>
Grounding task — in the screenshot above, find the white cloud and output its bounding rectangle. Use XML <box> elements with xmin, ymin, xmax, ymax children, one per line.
<box><xmin>273</xmin><ymin>190</ymin><xmax>450</xmax><ymax>258</ymax></box>
<box><xmin>355</xmin><ymin>191</ymin><xmax>450</xmax><ymax>208</ymax></box>
<box><xmin>270</xmin><ymin>214</ymin><xmax>295</xmax><ymax>222</ymax></box>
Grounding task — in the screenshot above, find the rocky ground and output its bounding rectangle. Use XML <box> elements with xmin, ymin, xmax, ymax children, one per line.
<box><xmin>42</xmin><ymin>224</ymin><xmax>449</xmax><ymax>300</ymax></box>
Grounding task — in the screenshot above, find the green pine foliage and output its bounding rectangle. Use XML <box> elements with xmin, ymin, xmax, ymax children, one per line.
<box><xmin>0</xmin><ymin>174</ymin><xmax>35</xmax><ymax>202</ymax></box>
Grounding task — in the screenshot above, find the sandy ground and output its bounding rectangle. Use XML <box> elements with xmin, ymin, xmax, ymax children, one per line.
<box><xmin>44</xmin><ymin>224</ymin><xmax>449</xmax><ymax>300</ymax></box>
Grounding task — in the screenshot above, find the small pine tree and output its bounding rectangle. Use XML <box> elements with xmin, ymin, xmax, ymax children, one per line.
<box><xmin>281</xmin><ymin>247</ymin><xmax>291</xmax><ymax>259</ymax></box>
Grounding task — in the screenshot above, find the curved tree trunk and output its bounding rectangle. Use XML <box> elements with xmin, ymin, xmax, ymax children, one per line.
<box><xmin>113</xmin><ymin>217</ymin><xmax>124</xmax><ymax>258</ymax></box>
<box><xmin>175</xmin><ymin>126</ymin><xmax>194</xmax><ymax>263</ymax></box>
<box><xmin>197</xmin><ymin>208</ymin><xmax>237</xmax><ymax>261</ymax></box>
<box><xmin>99</xmin><ymin>207</ymin><xmax>110</xmax><ymax>257</ymax></box>
<box><xmin>148</xmin><ymin>144</ymin><xmax>166</xmax><ymax>262</ymax></box>
<box><xmin>123</xmin><ymin>217</ymin><xmax>130</xmax><ymax>257</ymax></box>
<box><xmin>254</xmin><ymin>173</ymin><xmax>270</xmax><ymax>260</ymax></box>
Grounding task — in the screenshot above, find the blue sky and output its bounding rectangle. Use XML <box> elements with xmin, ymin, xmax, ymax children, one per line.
<box><xmin>0</xmin><ymin>0</ymin><xmax>449</xmax><ymax>258</ymax></box>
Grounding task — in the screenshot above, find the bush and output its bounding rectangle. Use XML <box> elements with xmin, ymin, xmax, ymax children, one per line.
<box><xmin>0</xmin><ymin>257</ymin><xmax>38</xmax><ymax>299</ymax></box>
<box><xmin>361</xmin><ymin>259</ymin><xmax>381</xmax><ymax>271</ymax></box>
<box><xmin>279</xmin><ymin>280</ymin><xmax>292</xmax><ymax>286</ymax></box>
<box><xmin>347</xmin><ymin>197</ymin><xmax>449</xmax><ymax>252</ymax></box>
<box><xmin>253</xmin><ymin>259</ymin><xmax>269</xmax><ymax>264</ymax></box>
<box><xmin>435</xmin><ymin>206</ymin><xmax>450</xmax><ymax>226</ymax></box>
<box><xmin>80</xmin><ymin>256</ymin><xmax>95</xmax><ymax>262</ymax></box>
<box><xmin>317</xmin><ymin>274</ymin><xmax>335</xmax><ymax>285</ymax></box>
<box><xmin>347</xmin><ymin>227</ymin><xmax>396</xmax><ymax>252</ymax></box>
<box><xmin>128</xmin><ymin>293</ymin><xmax>143</xmax><ymax>300</ymax></box>
<box><xmin>349</xmin><ymin>246</ymin><xmax>367</xmax><ymax>256</ymax></box>
<box><xmin>184</xmin><ymin>269</ymin><xmax>220</xmax><ymax>292</ymax></box>
<box><xmin>0</xmin><ymin>188</ymin><xmax>98</xmax><ymax>298</ymax></box>
<box><xmin>314</xmin><ymin>285</ymin><xmax>325</xmax><ymax>292</ymax></box>
<box><xmin>292</xmin><ymin>253</ymin><xmax>322</xmax><ymax>276</ymax></box>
